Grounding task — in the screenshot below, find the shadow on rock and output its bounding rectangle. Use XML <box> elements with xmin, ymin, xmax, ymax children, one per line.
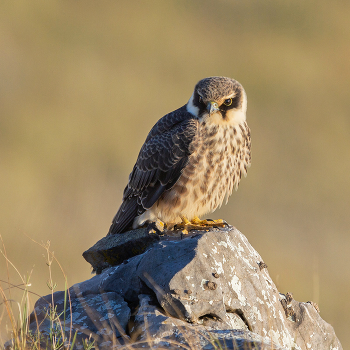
<box><xmin>22</xmin><ymin>226</ymin><xmax>342</xmax><ymax>350</ymax></box>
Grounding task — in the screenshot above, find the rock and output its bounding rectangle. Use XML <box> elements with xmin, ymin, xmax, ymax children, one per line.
<box><xmin>285</xmin><ymin>296</ymin><xmax>341</xmax><ymax>349</ymax></box>
<box><xmin>129</xmin><ymin>294</ymin><xmax>283</xmax><ymax>349</ymax></box>
<box><xmin>82</xmin><ymin>227</ymin><xmax>160</xmax><ymax>273</ymax></box>
<box><xmin>28</xmin><ymin>291</ymin><xmax>130</xmax><ymax>349</ymax></box>
<box><xmin>26</xmin><ymin>226</ymin><xmax>342</xmax><ymax>350</ymax></box>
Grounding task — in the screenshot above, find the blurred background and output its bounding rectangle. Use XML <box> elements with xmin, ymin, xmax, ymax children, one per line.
<box><xmin>0</xmin><ymin>0</ymin><xmax>349</xmax><ymax>347</ymax></box>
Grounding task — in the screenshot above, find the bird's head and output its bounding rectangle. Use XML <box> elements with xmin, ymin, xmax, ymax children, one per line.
<box><xmin>187</xmin><ymin>76</ymin><xmax>247</xmax><ymax>126</ymax></box>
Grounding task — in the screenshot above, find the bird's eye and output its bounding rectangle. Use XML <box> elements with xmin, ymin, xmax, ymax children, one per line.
<box><xmin>198</xmin><ymin>96</ymin><xmax>203</xmax><ymax>104</ymax></box>
<box><xmin>223</xmin><ymin>98</ymin><xmax>233</xmax><ymax>106</ymax></box>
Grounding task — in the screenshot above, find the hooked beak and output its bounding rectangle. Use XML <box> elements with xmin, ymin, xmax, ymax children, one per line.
<box><xmin>207</xmin><ymin>101</ymin><xmax>219</xmax><ymax>115</ymax></box>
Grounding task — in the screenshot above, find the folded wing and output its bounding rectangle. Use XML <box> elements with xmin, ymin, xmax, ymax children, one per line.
<box><xmin>108</xmin><ymin>109</ymin><xmax>198</xmax><ymax>234</ymax></box>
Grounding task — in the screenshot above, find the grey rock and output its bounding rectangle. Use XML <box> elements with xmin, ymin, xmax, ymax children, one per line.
<box><xmin>25</xmin><ymin>226</ymin><xmax>342</xmax><ymax>350</ymax></box>
<box><xmin>29</xmin><ymin>291</ymin><xmax>130</xmax><ymax>349</ymax></box>
<box><xmin>131</xmin><ymin>227</ymin><xmax>342</xmax><ymax>350</ymax></box>
<box><xmin>82</xmin><ymin>227</ymin><xmax>160</xmax><ymax>273</ymax></box>
<box><xmin>287</xmin><ymin>297</ymin><xmax>341</xmax><ymax>350</ymax></box>
<box><xmin>73</xmin><ymin>254</ymin><xmax>149</xmax><ymax>303</ymax></box>
<box><xmin>129</xmin><ymin>294</ymin><xmax>283</xmax><ymax>349</ymax></box>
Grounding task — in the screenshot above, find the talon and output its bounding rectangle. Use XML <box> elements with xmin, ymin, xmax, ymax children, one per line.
<box><xmin>222</xmin><ymin>219</ymin><xmax>229</xmax><ymax>227</ymax></box>
<box><xmin>206</xmin><ymin>218</ymin><xmax>215</xmax><ymax>223</ymax></box>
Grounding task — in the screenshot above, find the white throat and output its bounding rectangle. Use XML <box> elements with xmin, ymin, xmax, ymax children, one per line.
<box><xmin>186</xmin><ymin>93</ymin><xmax>199</xmax><ymax>117</ymax></box>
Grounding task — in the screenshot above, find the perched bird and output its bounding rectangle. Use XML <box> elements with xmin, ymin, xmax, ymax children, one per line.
<box><xmin>108</xmin><ymin>76</ymin><xmax>251</xmax><ymax>234</ymax></box>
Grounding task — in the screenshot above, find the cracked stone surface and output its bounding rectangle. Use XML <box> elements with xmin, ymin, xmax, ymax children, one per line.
<box><xmin>129</xmin><ymin>294</ymin><xmax>283</xmax><ymax>349</ymax></box>
<box><xmin>26</xmin><ymin>226</ymin><xmax>342</xmax><ymax>350</ymax></box>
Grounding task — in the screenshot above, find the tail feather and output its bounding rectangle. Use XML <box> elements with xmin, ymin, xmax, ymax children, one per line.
<box><xmin>107</xmin><ymin>197</ymin><xmax>144</xmax><ymax>235</ymax></box>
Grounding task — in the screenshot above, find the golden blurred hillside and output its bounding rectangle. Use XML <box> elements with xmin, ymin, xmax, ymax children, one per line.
<box><xmin>1</xmin><ymin>0</ymin><xmax>349</xmax><ymax>346</ymax></box>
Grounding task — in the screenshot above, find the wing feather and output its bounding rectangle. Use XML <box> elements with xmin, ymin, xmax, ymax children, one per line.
<box><xmin>108</xmin><ymin>107</ymin><xmax>198</xmax><ymax>234</ymax></box>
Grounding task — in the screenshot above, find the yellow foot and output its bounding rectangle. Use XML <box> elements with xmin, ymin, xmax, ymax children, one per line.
<box><xmin>175</xmin><ymin>216</ymin><xmax>227</xmax><ymax>232</ymax></box>
<box><xmin>178</xmin><ymin>216</ymin><xmax>191</xmax><ymax>234</ymax></box>
<box><xmin>191</xmin><ymin>216</ymin><xmax>226</xmax><ymax>226</ymax></box>
<box><xmin>155</xmin><ymin>219</ymin><xmax>165</xmax><ymax>232</ymax></box>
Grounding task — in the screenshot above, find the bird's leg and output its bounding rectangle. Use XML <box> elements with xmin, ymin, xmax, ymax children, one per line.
<box><xmin>180</xmin><ymin>216</ymin><xmax>191</xmax><ymax>225</ymax></box>
<box><xmin>178</xmin><ymin>216</ymin><xmax>191</xmax><ymax>234</ymax></box>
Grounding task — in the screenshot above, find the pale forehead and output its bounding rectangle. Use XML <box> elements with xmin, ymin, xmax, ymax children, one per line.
<box><xmin>195</xmin><ymin>76</ymin><xmax>241</xmax><ymax>101</ymax></box>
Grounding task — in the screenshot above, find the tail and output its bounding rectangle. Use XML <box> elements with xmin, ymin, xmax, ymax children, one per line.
<box><xmin>107</xmin><ymin>196</ymin><xmax>144</xmax><ymax>235</ymax></box>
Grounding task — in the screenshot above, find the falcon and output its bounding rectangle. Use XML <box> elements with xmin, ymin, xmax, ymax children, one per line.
<box><xmin>108</xmin><ymin>76</ymin><xmax>251</xmax><ymax>234</ymax></box>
